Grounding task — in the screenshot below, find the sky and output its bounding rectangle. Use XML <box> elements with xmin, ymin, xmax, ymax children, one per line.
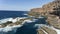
<box><xmin>0</xmin><ymin>0</ymin><xmax>54</xmax><ymax>11</ymax></box>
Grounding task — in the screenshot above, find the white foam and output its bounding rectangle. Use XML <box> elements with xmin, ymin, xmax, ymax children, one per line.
<box><xmin>24</xmin><ymin>20</ymin><xmax>33</xmax><ymax>23</ymax></box>
<box><xmin>0</xmin><ymin>17</ymin><xmax>27</xmax><ymax>24</ymax></box>
<box><xmin>0</xmin><ymin>16</ymin><xmax>60</xmax><ymax>34</ymax></box>
<box><xmin>24</xmin><ymin>14</ymin><xmax>28</xmax><ymax>15</ymax></box>
<box><xmin>0</xmin><ymin>25</ymin><xmax>22</xmax><ymax>32</ymax></box>
<box><xmin>0</xmin><ymin>18</ymin><xmax>13</xmax><ymax>24</ymax></box>
<box><xmin>38</xmin><ymin>16</ymin><xmax>44</xmax><ymax>18</ymax></box>
<box><xmin>0</xmin><ymin>17</ymin><xmax>28</xmax><ymax>33</ymax></box>
<box><xmin>22</xmin><ymin>18</ymin><xmax>37</xmax><ymax>24</ymax></box>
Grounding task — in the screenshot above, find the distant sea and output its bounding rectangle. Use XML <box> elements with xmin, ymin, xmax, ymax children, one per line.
<box><xmin>0</xmin><ymin>11</ymin><xmax>28</xmax><ymax>19</ymax></box>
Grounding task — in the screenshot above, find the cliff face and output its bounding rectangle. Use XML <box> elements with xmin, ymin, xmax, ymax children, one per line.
<box><xmin>30</xmin><ymin>8</ymin><xmax>44</xmax><ymax>14</ymax></box>
<box><xmin>31</xmin><ymin>0</ymin><xmax>60</xmax><ymax>28</ymax></box>
<box><xmin>29</xmin><ymin>0</ymin><xmax>60</xmax><ymax>16</ymax></box>
<box><xmin>28</xmin><ymin>0</ymin><xmax>60</xmax><ymax>34</ymax></box>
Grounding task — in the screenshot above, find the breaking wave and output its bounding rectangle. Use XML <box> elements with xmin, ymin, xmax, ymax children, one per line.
<box><xmin>0</xmin><ymin>17</ymin><xmax>38</xmax><ymax>34</ymax></box>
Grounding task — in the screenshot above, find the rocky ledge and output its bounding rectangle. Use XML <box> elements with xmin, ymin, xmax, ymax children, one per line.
<box><xmin>37</xmin><ymin>26</ymin><xmax>57</xmax><ymax>34</ymax></box>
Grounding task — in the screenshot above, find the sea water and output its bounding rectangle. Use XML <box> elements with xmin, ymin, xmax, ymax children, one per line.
<box><xmin>0</xmin><ymin>11</ymin><xmax>28</xmax><ymax>19</ymax></box>
<box><xmin>0</xmin><ymin>11</ymin><xmax>47</xmax><ymax>34</ymax></box>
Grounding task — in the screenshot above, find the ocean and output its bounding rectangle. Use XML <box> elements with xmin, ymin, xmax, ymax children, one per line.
<box><xmin>0</xmin><ymin>11</ymin><xmax>28</xmax><ymax>19</ymax></box>
<box><xmin>0</xmin><ymin>11</ymin><xmax>47</xmax><ymax>34</ymax></box>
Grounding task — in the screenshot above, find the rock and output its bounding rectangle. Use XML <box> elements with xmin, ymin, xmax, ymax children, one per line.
<box><xmin>41</xmin><ymin>26</ymin><xmax>57</xmax><ymax>34</ymax></box>
<box><xmin>28</xmin><ymin>0</ymin><xmax>60</xmax><ymax>29</ymax></box>
<box><xmin>37</xmin><ymin>26</ymin><xmax>57</xmax><ymax>34</ymax></box>
<box><xmin>28</xmin><ymin>0</ymin><xmax>60</xmax><ymax>16</ymax></box>
<box><xmin>46</xmin><ymin>15</ymin><xmax>60</xmax><ymax>29</ymax></box>
<box><xmin>37</xmin><ymin>29</ymin><xmax>46</xmax><ymax>34</ymax></box>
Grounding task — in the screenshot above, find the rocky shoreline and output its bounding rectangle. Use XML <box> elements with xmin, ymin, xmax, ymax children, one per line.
<box><xmin>0</xmin><ymin>0</ymin><xmax>60</xmax><ymax>34</ymax></box>
<box><xmin>28</xmin><ymin>0</ymin><xmax>60</xmax><ymax>34</ymax></box>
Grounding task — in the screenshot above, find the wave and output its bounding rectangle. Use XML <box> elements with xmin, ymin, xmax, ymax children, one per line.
<box><xmin>0</xmin><ymin>16</ymin><xmax>60</xmax><ymax>34</ymax></box>
<box><xmin>0</xmin><ymin>17</ymin><xmax>27</xmax><ymax>24</ymax></box>
<box><xmin>0</xmin><ymin>17</ymin><xmax>38</xmax><ymax>34</ymax></box>
<box><xmin>23</xmin><ymin>14</ymin><xmax>28</xmax><ymax>15</ymax></box>
<box><xmin>0</xmin><ymin>17</ymin><xmax>27</xmax><ymax>34</ymax></box>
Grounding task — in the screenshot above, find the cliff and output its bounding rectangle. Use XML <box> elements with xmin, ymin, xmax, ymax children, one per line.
<box><xmin>29</xmin><ymin>0</ymin><xmax>60</xmax><ymax>27</ymax></box>
<box><xmin>29</xmin><ymin>0</ymin><xmax>60</xmax><ymax>16</ymax></box>
<box><xmin>28</xmin><ymin>0</ymin><xmax>60</xmax><ymax>34</ymax></box>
